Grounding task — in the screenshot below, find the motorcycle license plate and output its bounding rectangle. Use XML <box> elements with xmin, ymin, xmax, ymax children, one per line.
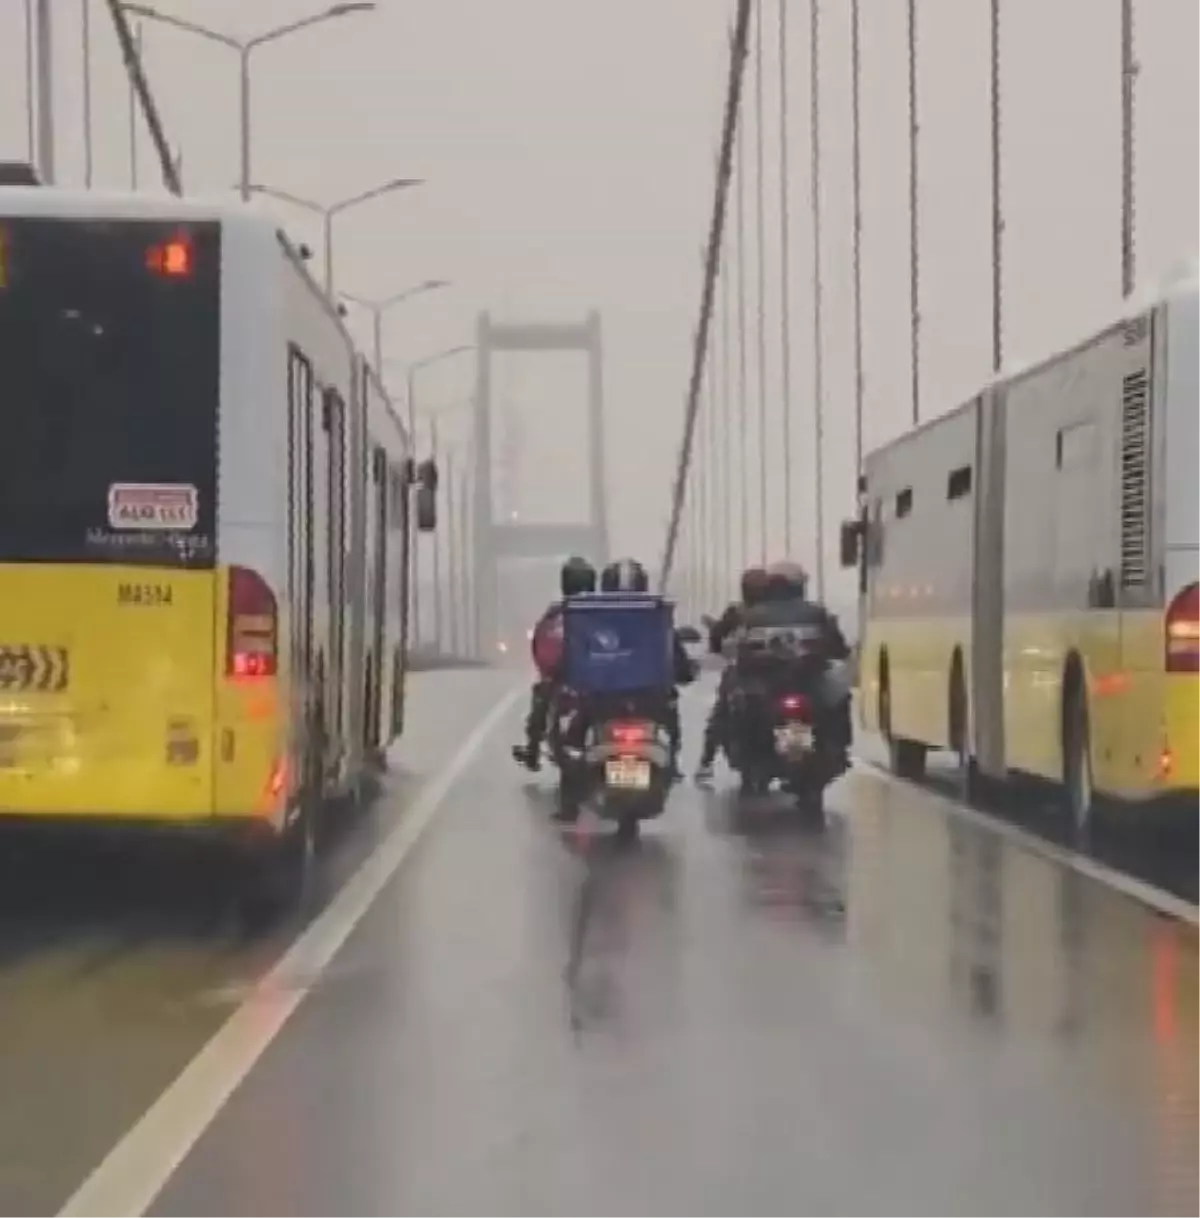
<box><xmin>606</xmin><ymin>757</ymin><xmax>652</xmax><ymax>790</ymax></box>
<box><xmin>774</xmin><ymin>722</ymin><xmax>813</xmax><ymax>753</ymax></box>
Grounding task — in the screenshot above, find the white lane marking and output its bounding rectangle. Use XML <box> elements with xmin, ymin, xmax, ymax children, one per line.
<box><xmin>59</xmin><ymin>684</ymin><xmax>523</xmax><ymax>1218</ymax></box>
<box><xmin>852</xmin><ymin>758</ymin><xmax>1199</xmax><ymax>927</ymax></box>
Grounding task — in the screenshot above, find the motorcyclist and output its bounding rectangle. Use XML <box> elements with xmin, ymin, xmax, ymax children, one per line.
<box><xmin>738</xmin><ymin>561</ymin><xmax>852</xmax><ymax>768</ymax></box>
<box><xmin>511</xmin><ymin>554</ymin><xmax>597</xmax><ymax>771</ymax></box>
<box><xmin>596</xmin><ymin>557</ymin><xmax>696</xmax><ymax>777</ymax></box>
<box><xmin>693</xmin><ymin>565</ymin><xmax>771</xmax><ymax>782</ymax></box>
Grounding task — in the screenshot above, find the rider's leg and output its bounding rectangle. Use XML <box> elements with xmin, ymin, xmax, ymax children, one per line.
<box><xmin>663</xmin><ymin>690</ymin><xmax>683</xmax><ymax>778</ymax></box>
<box><xmin>513</xmin><ymin>679</ymin><xmax>552</xmax><ymax>770</ymax></box>
<box><xmin>695</xmin><ymin>667</ymin><xmax>733</xmax><ymax>778</ymax></box>
<box><xmin>813</xmin><ymin>666</ymin><xmax>851</xmax><ymax>768</ymax></box>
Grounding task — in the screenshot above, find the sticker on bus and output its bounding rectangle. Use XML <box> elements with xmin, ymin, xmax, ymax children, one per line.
<box><xmin>107</xmin><ymin>483</ymin><xmax>198</xmax><ymax>531</ymax></box>
<box><xmin>0</xmin><ymin>644</ymin><xmax>69</xmax><ymax>693</ymax></box>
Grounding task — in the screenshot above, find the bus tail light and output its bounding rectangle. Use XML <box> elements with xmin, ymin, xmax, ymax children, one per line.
<box><xmin>1165</xmin><ymin>583</ymin><xmax>1199</xmax><ymax>674</ymax></box>
<box><xmin>227</xmin><ymin>566</ymin><xmax>278</xmax><ymax>679</ymax></box>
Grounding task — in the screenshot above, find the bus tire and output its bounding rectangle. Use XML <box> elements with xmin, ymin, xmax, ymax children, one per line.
<box><xmin>239</xmin><ymin>726</ymin><xmax>321</xmax><ymax>930</ymax></box>
<box><xmin>1061</xmin><ymin>676</ymin><xmax>1095</xmax><ymax>839</ymax></box>
<box><xmin>948</xmin><ymin>654</ymin><xmax>978</xmax><ymax>801</ymax></box>
<box><xmin>880</xmin><ymin>659</ymin><xmax>926</xmax><ymax>780</ymax></box>
<box><xmin>238</xmin><ymin>799</ymin><xmax>316</xmax><ymax>932</ymax></box>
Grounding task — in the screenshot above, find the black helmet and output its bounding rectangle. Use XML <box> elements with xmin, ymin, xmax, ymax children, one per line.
<box><xmin>740</xmin><ymin>565</ymin><xmax>770</xmax><ymax>606</ymax></box>
<box><xmin>600</xmin><ymin>557</ymin><xmax>649</xmax><ymax>593</ymax></box>
<box><xmin>560</xmin><ymin>555</ymin><xmax>597</xmax><ymax>598</ymax></box>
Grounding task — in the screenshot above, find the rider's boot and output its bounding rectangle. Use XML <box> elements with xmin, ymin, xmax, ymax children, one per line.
<box><xmin>693</xmin><ymin>714</ymin><xmax>721</xmax><ymax>783</ymax></box>
<box><xmin>511</xmin><ymin>739</ymin><xmax>541</xmax><ymax>771</ymax></box>
<box><xmin>668</xmin><ymin>748</ymin><xmax>683</xmax><ymax>783</ymax></box>
<box><xmin>693</xmin><ymin>741</ymin><xmax>716</xmax><ymax>785</ymax></box>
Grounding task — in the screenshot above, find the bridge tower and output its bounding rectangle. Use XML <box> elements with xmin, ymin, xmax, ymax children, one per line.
<box><xmin>472</xmin><ymin>310</ymin><xmax>608</xmax><ymax>655</ymax></box>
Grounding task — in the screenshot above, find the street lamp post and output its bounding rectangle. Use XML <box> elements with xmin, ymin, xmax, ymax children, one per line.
<box><xmin>342</xmin><ymin>279</ymin><xmax>449</xmax><ymax>372</ymax></box>
<box><xmin>247</xmin><ymin>179</ymin><xmax>423</xmax><ymax>297</ymax></box>
<box><xmin>123</xmin><ymin>2</ymin><xmax>376</xmax><ymax>201</ymax></box>
<box><xmin>458</xmin><ymin>448</ymin><xmax>475</xmax><ymax>657</ymax></box>
<box><xmin>34</xmin><ymin>0</ymin><xmax>54</xmax><ymax>183</ymax></box>
<box><xmin>82</xmin><ymin>0</ymin><xmax>93</xmax><ymax>186</ymax></box>
<box><xmin>443</xmin><ymin>444</ymin><xmax>459</xmax><ymax>656</ymax></box>
<box><xmin>400</xmin><ymin>347</ymin><xmax>474</xmax><ymax>646</ymax></box>
<box><xmin>404</xmin><ymin>345</ymin><xmax>474</xmax><ymax>442</ymax></box>
<box><xmin>416</xmin><ymin>397</ymin><xmax>474</xmax><ymax>657</ymax></box>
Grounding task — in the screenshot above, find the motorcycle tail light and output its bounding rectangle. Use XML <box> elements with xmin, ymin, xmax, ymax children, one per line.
<box><xmin>609</xmin><ymin>720</ymin><xmax>652</xmax><ymax>746</ymax></box>
<box><xmin>779</xmin><ymin>693</ymin><xmax>811</xmax><ymax>720</ymax></box>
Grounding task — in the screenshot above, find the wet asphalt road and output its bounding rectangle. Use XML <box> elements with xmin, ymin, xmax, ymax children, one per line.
<box><xmin>0</xmin><ymin>670</ymin><xmax>1196</xmax><ymax>1216</ymax></box>
<box><xmin>0</xmin><ymin>670</ymin><xmax>508</xmax><ymax>1218</ymax></box>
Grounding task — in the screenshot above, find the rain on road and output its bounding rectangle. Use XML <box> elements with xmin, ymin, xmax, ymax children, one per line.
<box><xmin>0</xmin><ymin>670</ymin><xmax>1194</xmax><ymax>1217</ymax></box>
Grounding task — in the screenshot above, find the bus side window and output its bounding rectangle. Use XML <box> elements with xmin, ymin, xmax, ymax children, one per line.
<box><xmin>896</xmin><ymin>488</ymin><xmax>913</xmax><ymax>519</ymax></box>
<box><xmin>947</xmin><ymin>465</ymin><xmax>972</xmax><ymax>500</ymax></box>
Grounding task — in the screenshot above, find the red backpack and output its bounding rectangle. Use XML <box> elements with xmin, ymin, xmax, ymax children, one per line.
<box><xmin>530</xmin><ymin>604</ymin><xmax>565</xmax><ymax>679</ymax></box>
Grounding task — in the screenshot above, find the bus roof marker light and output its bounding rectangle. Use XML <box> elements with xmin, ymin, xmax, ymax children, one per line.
<box><xmin>146</xmin><ymin>237</ymin><xmax>192</xmax><ymax>277</ymax></box>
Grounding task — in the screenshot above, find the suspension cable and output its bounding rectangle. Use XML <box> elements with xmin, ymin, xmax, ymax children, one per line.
<box><xmin>659</xmin><ymin>0</ymin><xmax>755</xmax><ymax>591</ymax></box>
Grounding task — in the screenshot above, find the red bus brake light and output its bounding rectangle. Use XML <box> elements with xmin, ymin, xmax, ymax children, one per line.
<box><xmin>146</xmin><ymin>237</ymin><xmax>192</xmax><ymax>277</ymax></box>
<box><xmin>227</xmin><ymin>566</ymin><xmax>278</xmax><ymax>679</ymax></box>
<box><xmin>1165</xmin><ymin>583</ymin><xmax>1199</xmax><ymax>674</ymax></box>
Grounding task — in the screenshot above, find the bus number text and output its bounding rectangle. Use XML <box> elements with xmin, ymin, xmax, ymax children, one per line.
<box><xmin>117</xmin><ymin>583</ymin><xmax>174</xmax><ymax>607</ymax></box>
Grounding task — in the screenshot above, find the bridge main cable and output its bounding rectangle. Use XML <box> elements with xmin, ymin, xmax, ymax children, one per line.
<box><xmin>658</xmin><ymin>0</ymin><xmax>754</xmax><ymax>592</ymax></box>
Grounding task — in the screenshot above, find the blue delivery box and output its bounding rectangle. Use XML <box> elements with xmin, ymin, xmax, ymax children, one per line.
<box><xmin>562</xmin><ymin>593</ymin><xmax>675</xmax><ymax>696</ymax></box>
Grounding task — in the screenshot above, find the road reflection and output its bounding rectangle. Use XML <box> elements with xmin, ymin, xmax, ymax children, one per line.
<box><xmin>561</xmin><ymin>826</ymin><xmax>682</xmax><ymax>1038</ymax></box>
<box><xmin>948</xmin><ymin>818</ymin><xmax>1005</xmax><ymax>1024</ymax></box>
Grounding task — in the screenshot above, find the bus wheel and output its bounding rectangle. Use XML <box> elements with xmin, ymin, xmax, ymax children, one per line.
<box><xmin>881</xmin><ymin>670</ymin><xmax>926</xmax><ymax>781</ymax></box>
<box><xmin>949</xmin><ymin>663</ymin><xmax>978</xmax><ymax>801</ymax></box>
<box><xmin>1062</xmin><ymin>685</ymin><xmax>1095</xmax><ymax>839</ymax></box>
<box><xmin>238</xmin><ymin>802</ymin><xmax>315</xmax><ymax>932</ymax></box>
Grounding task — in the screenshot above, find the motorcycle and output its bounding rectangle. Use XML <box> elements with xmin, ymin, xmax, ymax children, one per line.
<box><xmin>725</xmin><ymin>678</ymin><xmax>844</xmax><ymax>816</ymax></box>
<box><xmin>556</xmin><ymin>693</ymin><xmax>674</xmax><ymax>839</ymax></box>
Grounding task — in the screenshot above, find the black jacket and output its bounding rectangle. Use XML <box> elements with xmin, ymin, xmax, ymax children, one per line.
<box><xmin>740</xmin><ymin>597</ymin><xmax>850</xmax><ymax>662</ymax></box>
<box><xmin>673</xmin><ymin>633</ymin><xmax>697</xmax><ymax>686</ymax></box>
<box><xmin>708</xmin><ymin>602</ymin><xmax>745</xmax><ymax>655</ymax></box>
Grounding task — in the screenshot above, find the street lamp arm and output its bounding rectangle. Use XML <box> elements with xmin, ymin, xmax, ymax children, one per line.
<box><xmin>122</xmin><ymin>4</ymin><xmax>242</xmax><ymax>50</ymax></box>
<box><xmin>413</xmin><ymin>344</ymin><xmax>474</xmax><ymax>373</ymax></box>
<box><xmin>247</xmin><ymin>3</ymin><xmax>375</xmax><ymax>52</ymax></box>
<box><xmin>382</xmin><ymin>279</ymin><xmax>449</xmax><ymax>310</ymax></box>
<box><xmin>340</xmin><ymin>291</ymin><xmax>378</xmax><ymax>311</ymax></box>
<box><xmin>245</xmin><ymin>183</ymin><xmax>327</xmax><ymax>215</ymax></box>
<box><xmin>329</xmin><ymin>177</ymin><xmax>424</xmax><ymax>217</ymax></box>
<box><xmin>404</xmin><ymin>345</ymin><xmax>474</xmax><ymax>440</ymax></box>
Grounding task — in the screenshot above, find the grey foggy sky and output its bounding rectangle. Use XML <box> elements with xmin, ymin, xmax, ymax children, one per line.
<box><xmin>1</xmin><ymin>0</ymin><xmax>1196</xmax><ymax>603</ymax></box>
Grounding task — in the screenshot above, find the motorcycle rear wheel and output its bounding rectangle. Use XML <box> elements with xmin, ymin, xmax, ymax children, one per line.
<box><xmin>793</xmin><ymin>786</ymin><xmax>826</xmax><ymax>824</ymax></box>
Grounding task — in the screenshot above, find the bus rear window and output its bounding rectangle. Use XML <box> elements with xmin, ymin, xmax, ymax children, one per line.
<box><xmin>0</xmin><ymin>216</ymin><xmax>219</xmax><ymax>567</ymax></box>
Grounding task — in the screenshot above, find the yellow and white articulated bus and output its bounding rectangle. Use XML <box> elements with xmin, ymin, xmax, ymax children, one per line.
<box><xmin>842</xmin><ymin>277</ymin><xmax>1198</xmax><ymax>835</ymax></box>
<box><xmin>0</xmin><ymin>183</ymin><xmax>434</xmax><ymax>913</ymax></box>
